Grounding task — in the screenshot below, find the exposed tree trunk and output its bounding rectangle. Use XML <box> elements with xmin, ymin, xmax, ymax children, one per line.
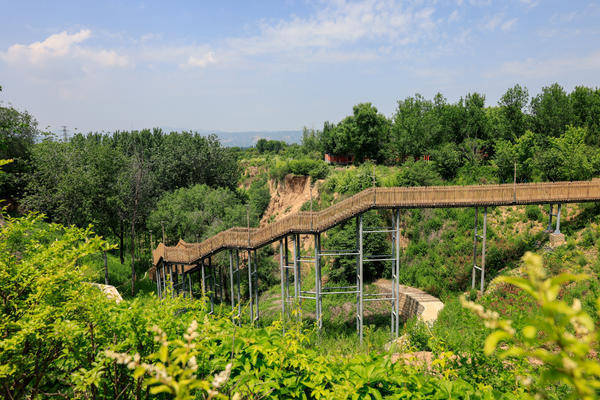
<box><xmin>104</xmin><ymin>251</ymin><xmax>109</xmax><ymax>285</ymax></box>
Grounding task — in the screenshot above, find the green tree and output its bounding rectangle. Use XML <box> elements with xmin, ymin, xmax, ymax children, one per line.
<box><xmin>0</xmin><ymin>213</ymin><xmax>109</xmax><ymax>399</ymax></box>
<box><xmin>389</xmin><ymin>94</ymin><xmax>442</xmax><ymax>161</ymax></box>
<box><xmin>147</xmin><ymin>184</ymin><xmax>248</xmax><ymax>244</ymax></box>
<box><xmin>329</xmin><ymin>103</ymin><xmax>389</xmax><ymax>163</ymax></box>
<box><xmin>530</xmin><ymin>83</ymin><xmax>573</xmax><ymax>139</ymax></box>
<box><xmin>497</xmin><ymin>84</ymin><xmax>530</xmax><ymax>142</ymax></box>
<box><xmin>570</xmin><ymin>86</ymin><xmax>600</xmax><ymax>146</ymax></box>
<box><xmin>0</xmin><ymin>98</ymin><xmax>38</xmax><ymax>201</ymax></box>
<box><xmin>536</xmin><ymin>126</ymin><xmax>594</xmax><ymax>181</ymax></box>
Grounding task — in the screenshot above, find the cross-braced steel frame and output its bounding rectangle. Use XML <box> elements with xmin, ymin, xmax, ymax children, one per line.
<box><xmin>278</xmin><ymin>209</ymin><xmax>402</xmax><ymax>342</ymax></box>
<box><xmin>157</xmin><ymin>202</ymin><xmax>563</xmax><ymax>340</ymax></box>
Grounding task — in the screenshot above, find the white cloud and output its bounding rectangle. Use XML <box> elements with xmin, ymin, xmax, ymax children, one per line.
<box><xmin>181</xmin><ymin>51</ymin><xmax>216</xmax><ymax>68</ymax></box>
<box><xmin>222</xmin><ymin>0</ymin><xmax>439</xmax><ymax>60</ymax></box>
<box><xmin>448</xmin><ymin>10</ymin><xmax>460</xmax><ymax>22</ymax></box>
<box><xmin>488</xmin><ymin>51</ymin><xmax>600</xmax><ymax>79</ymax></box>
<box><xmin>483</xmin><ymin>14</ymin><xmax>517</xmax><ymax>32</ymax></box>
<box><xmin>518</xmin><ymin>0</ymin><xmax>539</xmax><ymax>8</ymax></box>
<box><xmin>0</xmin><ymin>29</ymin><xmax>131</xmax><ymax>70</ymax></box>
<box><xmin>2</xmin><ymin>30</ymin><xmax>91</xmax><ymax>64</ymax></box>
<box><xmin>484</xmin><ymin>14</ymin><xmax>503</xmax><ymax>31</ymax></box>
<box><xmin>501</xmin><ymin>18</ymin><xmax>517</xmax><ymax>31</ymax></box>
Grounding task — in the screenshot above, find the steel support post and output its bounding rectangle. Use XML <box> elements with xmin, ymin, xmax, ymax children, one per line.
<box><xmin>314</xmin><ymin>233</ymin><xmax>322</xmax><ymax>329</ymax></box>
<box><xmin>209</xmin><ymin>257</ymin><xmax>215</xmax><ymax>312</ymax></box>
<box><xmin>284</xmin><ymin>236</ymin><xmax>290</xmax><ymax>306</ymax></box>
<box><xmin>235</xmin><ymin>250</ymin><xmax>241</xmax><ymax>323</ymax></box>
<box><xmin>169</xmin><ymin>263</ymin><xmax>175</xmax><ymax>298</ymax></box>
<box><xmin>161</xmin><ymin>262</ymin><xmax>167</xmax><ymax>297</ymax></box>
<box><xmin>248</xmin><ymin>249</ymin><xmax>254</xmax><ymax>323</ymax></box>
<box><xmin>471</xmin><ymin>207</ymin><xmax>488</xmax><ymax>292</ymax></box>
<box><xmin>156</xmin><ymin>263</ymin><xmax>162</xmax><ymax>298</ymax></box>
<box><xmin>481</xmin><ymin>207</ymin><xmax>487</xmax><ymax>293</ymax></box>
<box><xmin>472</xmin><ymin>207</ymin><xmax>478</xmax><ymax>289</ymax></box>
<box><xmin>554</xmin><ymin>204</ymin><xmax>562</xmax><ymax>234</ymax></box>
<box><xmin>358</xmin><ymin>214</ymin><xmax>364</xmax><ymax>343</ymax></box>
<box><xmin>279</xmin><ymin>239</ymin><xmax>286</xmax><ymax>327</ymax></box>
<box><xmin>294</xmin><ymin>234</ymin><xmax>301</xmax><ymax>304</ymax></box>
<box><xmin>393</xmin><ymin>209</ymin><xmax>400</xmax><ymax>337</ymax></box>
<box><xmin>201</xmin><ymin>261</ymin><xmax>206</xmax><ymax>298</ymax></box>
<box><xmin>228</xmin><ymin>250</ymin><xmax>235</xmax><ymax>313</ymax></box>
<box><xmin>254</xmin><ymin>250</ymin><xmax>259</xmax><ymax>321</ymax></box>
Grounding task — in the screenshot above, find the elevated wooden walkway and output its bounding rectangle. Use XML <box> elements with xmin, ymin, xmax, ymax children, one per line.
<box><xmin>152</xmin><ymin>180</ymin><xmax>600</xmax><ymax>267</ymax></box>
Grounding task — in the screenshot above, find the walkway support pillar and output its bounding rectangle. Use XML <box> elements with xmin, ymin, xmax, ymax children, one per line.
<box><xmin>228</xmin><ymin>250</ymin><xmax>235</xmax><ymax>316</ymax></box>
<box><xmin>201</xmin><ymin>260</ymin><xmax>206</xmax><ymax>298</ymax></box>
<box><xmin>169</xmin><ymin>263</ymin><xmax>175</xmax><ymax>298</ymax></box>
<box><xmin>357</xmin><ymin>214</ymin><xmax>364</xmax><ymax>343</ymax></box>
<box><xmin>254</xmin><ymin>250</ymin><xmax>259</xmax><ymax>322</ymax></box>
<box><xmin>554</xmin><ymin>204</ymin><xmax>562</xmax><ymax>234</ymax></box>
<box><xmin>248</xmin><ymin>249</ymin><xmax>254</xmax><ymax>323</ymax></box>
<box><xmin>314</xmin><ymin>233</ymin><xmax>322</xmax><ymax>330</ymax></box>
<box><xmin>208</xmin><ymin>257</ymin><xmax>215</xmax><ymax>313</ymax></box>
<box><xmin>156</xmin><ymin>262</ymin><xmax>162</xmax><ymax>298</ymax></box>
<box><xmin>280</xmin><ymin>239</ymin><xmax>286</xmax><ymax>328</ymax></box>
<box><xmin>471</xmin><ymin>207</ymin><xmax>487</xmax><ymax>292</ymax></box>
<box><xmin>294</xmin><ymin>234</ymin><xmax>301</xmax><ymax>305</ymax></box>
<box><xmin>393</xmin><ymin>209</ymin><xmax>401</xmax><ymax>337</ymax></box>
<box><xmin>235</xmin><ymin>250</ymin><xmax>241</xmax><ymax>324</ymax></box>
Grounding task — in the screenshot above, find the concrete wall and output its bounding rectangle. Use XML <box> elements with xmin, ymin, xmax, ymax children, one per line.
<box><xmin>398</xmin><ymin>285</ymin><xmax>444</xmax><ymax>324</ymax></box>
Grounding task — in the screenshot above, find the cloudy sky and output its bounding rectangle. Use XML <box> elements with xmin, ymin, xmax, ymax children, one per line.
<box><xmin>1</xmin><ymin>0</ymin><xmax>599</xmax><ymax>134</ymax></box>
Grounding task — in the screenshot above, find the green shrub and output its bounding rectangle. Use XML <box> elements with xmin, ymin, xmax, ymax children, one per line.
<box><xmin>463</xmin><ymin>252</ymin><xmax>600</xmax><ymax>399</ymax></box>
<box><xmin>525</xmin><ymin>205</ymin><xmax>543</xmax><ymax>222</ymax></box>
<box><xmin>270</xmin><ymin>158</ymin><xmax>330</xmax><ymax>181</ymax></box>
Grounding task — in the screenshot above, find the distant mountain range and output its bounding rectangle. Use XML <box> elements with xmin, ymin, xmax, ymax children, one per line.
<box><xmin>161</xmin><ymin>128</ymin><xmax>303</xmax><ymax>147</ymax></box>
<box><xmin>54</xmin><ymin>127</ymin><xmax>303</xmax><ymax>148</ymax></box>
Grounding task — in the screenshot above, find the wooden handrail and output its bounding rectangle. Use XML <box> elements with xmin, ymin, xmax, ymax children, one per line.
<box><xmin>152</xmin><ymin>180</ymin><xmax>600</xmax><ymax>266</ymax></box>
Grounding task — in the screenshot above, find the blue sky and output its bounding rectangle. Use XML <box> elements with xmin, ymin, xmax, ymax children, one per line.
<box><xmin>1</xmin><ymin>0</ymin><xmax>599</xmax><ymax>136</ymax></box>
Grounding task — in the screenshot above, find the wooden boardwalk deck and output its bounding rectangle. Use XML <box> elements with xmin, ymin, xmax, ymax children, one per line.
<box><xmin>152</xmin><ymin>180</ymin><xmax>600</xmax><ymax>267</ymax></box>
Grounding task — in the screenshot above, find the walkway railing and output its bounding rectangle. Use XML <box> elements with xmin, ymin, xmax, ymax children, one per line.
<box><xmin>153</xmin><ymin>180</ymin><xmax>600</xmax><ymax>267</ymax></box>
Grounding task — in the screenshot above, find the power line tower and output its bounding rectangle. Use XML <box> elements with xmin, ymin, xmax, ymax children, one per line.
<box><xmin>61</xmin><ymin>126</ymin><xmax>68</xmax><ymax>142</ymax></box>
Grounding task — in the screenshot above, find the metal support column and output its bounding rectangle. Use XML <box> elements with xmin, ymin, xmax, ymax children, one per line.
<box><xmin>314</xmin><ymin>233</ymin><xmax>322</xmax><ymax>330</ymax></box>
<box><xmin>554</xmin><ymin>204</ymin><xmax>562</xmax><ymax>234</ymax></box>
<box><xmin>294</xmin><ymin>234</ymin><xmax>301</xmax><ymax>304</ymax></box>
<box><xmin>201</xmin><ymin>260</ymin><xmax>206</xmax><ymax>298</ymax></box>
<box><xmin>471</xmin><ymin>207</ymin><xmax>487</xmax><ymax>292</ymax></box>
<box><xmin>253</xmin><ymin>250</ymin><xmax>259</xmax><ymax>322</ymax></box>
<box><xmin>248</xmin><ymin>249</ymin><xmax>254</xmax><ymax>323</ymax></box>
<box><xmin>235</xmin><ymin>250</ymin><xmax>241</xmax><ymax>323</ymax></box>
<box><xmin>156</xmin><ymin>262</ymin><xmax>162</xmax><ymax>298</ymax></box>
<box><xmin>228</xmin><ymin>250</ymin><xmax>235</xmax><ymax>314</ymax></box>
<box><xmin>208</xmin><ymin>257</ymin><xmax>215</xmax><ymax>312</ymax></box>
<box><xmin>358</xmin><ymin>214</ymin><xmax>364</xmax><ymax>343</ymax></box>
<box><xmin>162</xmin><ymin>262</ymin><xmax>167</xmax><ymax>297</ymax></box>
<box><xmin>284</xmin><ymin>236</ymin><xmax>290</xmax><ymax>308</ymax></box>
<box><xmin>393</xmin><ymin>209</ymin><xmax>400</xmax><ymax>337</ymax></box>
<box><xmin>169</xmin><ymin>263</ymin><xmax>175</xmax><ymax>298</ymax></box>
<box><xmin>280</xmin><ymin>239</ymin><xmax>286</xmax><ymax>327</ymax></box>
<box><xmin>472</xmin><ymin>207</ymin><xmax>478</xmax><ymax>289</ymax></box>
